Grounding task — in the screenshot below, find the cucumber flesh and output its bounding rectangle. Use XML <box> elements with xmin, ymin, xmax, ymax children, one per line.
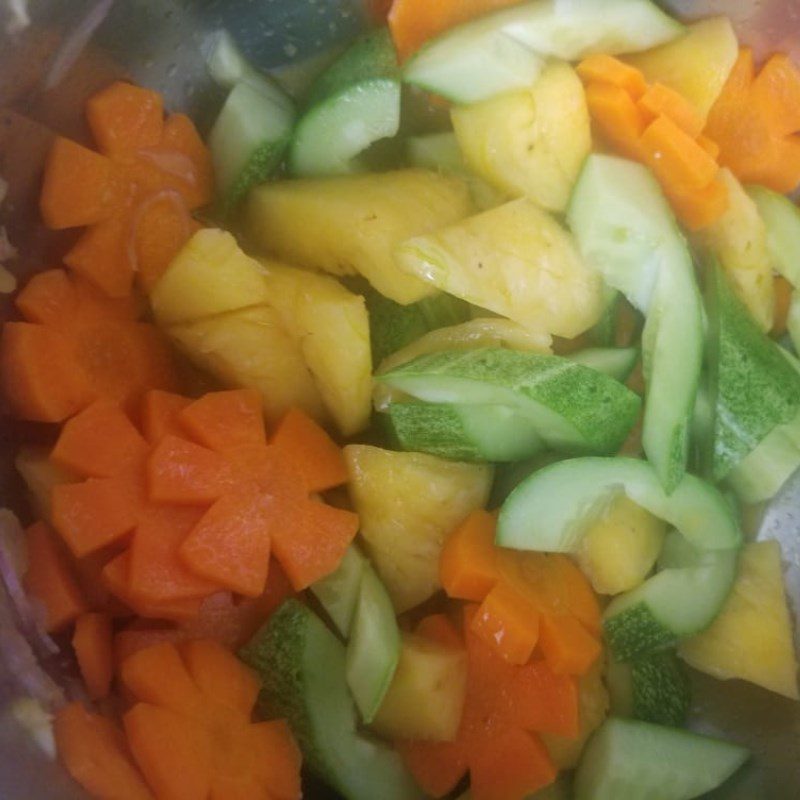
<box><xmin>568</xmin><ymin>154</ymin><xmax>702</xmax><ymax>491</ymax></box>
<box><xmin>497</xmin><ymin>457</ymin><xmax>741</xmax><ymax>554</ymax></box>
<box><xmin>568</xmin><ymin>347</ymin><xmax>638</xmax><ymax>383</ymax></box>
<box><xmin>290</xmin><ymin>29</ymin><xmax>401</xmax><ymax>176</ymax></box>
<box><xmin>240</xmin><ymin>601</ymin><xmax>424</xmax><ymax>800</ymax></box>
<box><xmin>310</xmin><ymin>545</ymin><xmax>368</xmax><ymax>637</ymax></box>
<box><xmin>574</xmin><ymin>717</ymin><xmax>749</xmax><ymax>800</ymax></box>
<box><xmin>346</xmin><ymin>565</ymin><xmax>401</xmax><ymax>724</ymax></box>
<box><xmin>748</xmin><ymin>185</ymin><xmax>800</xmax><ymax>288</ymax></box>
<box><xmin>209</xmin><ymin>79</ymin><xmax>294</xmax><ymax>213</ymax></box>
<box><xmin>377</xmin><ymin>349</ymin><xmax>641</xmax><ymax>456</ymax></box>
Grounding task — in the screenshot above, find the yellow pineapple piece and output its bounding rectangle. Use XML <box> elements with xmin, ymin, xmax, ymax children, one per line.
<box><xmin>679</xmin><ymin>540</ymin><xmax>799</xmax><ymax>699</ymax></box>
<box><xmin>626</xmin><ymin>17</ymin><xmax>739</xmax><ymax>120</ymax></box>
<box><xmin>577</xmin><ymin>495</ymin><xmax>667</xmax><ymax>596</ymax></box>
<box><xmin>344</xmin><ymin>445</ymin><xmax>492</xmax><ymax>612</ymax></box>
<box><xmin>372</xmin><ymin>632</ymin><xmax>467</xmax><ymax>742</ymax></box>
<box><xmin>452</xmin><ymin>61</ymin><xmax>591</xmax><ymax>213</ymax></box>
<box><xmin>245</xmin><ymin>169</ymin><xmax>473</xmax><ymax>305</ymax></box>
<box><xmin>395</xmin><ymin>198</ymin><xmax>605</xmax><ymax>339</ymax></box>
<box><xmin>167</xmin><ymin>305</ymin><xmax>326</xmax><ymax>425</ymax></box>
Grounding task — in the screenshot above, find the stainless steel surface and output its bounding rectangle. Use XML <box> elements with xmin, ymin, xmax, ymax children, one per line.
<box><xmin>1</xmin><ymin>1</ymin><xmax>799</xmax><ymax>797</ymax></box>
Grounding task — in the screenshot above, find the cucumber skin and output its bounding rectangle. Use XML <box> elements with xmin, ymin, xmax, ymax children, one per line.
<box><xmin>707</xmin><ymin>265</ymin><xmax>800</xmax><ymax>480</ymax></box>
<box><xmin>224</xmin><ymin>136</ymin><xmax>289</xmax><ymax>215</ymax></box>
<box><xmin>604</xmin><ymin>605</ymin><xmax>676</xmax><ymax>662</ymax></box>
<box><xmin>630</xmin><ymin>651</ymin><xmax>690</xmax><ymax>727</ymax></box>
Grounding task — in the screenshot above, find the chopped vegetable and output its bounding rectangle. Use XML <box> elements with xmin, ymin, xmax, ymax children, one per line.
<box><xmin>72</xmin><ymin>612</ymin><xmax>114</xmax><ymax>700</ymax></box>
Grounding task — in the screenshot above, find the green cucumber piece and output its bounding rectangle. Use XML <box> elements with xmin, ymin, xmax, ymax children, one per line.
<box><xmin>290</xmin><ymin>29</ymin><xmax>400</xmax><ymax>176</ymax></box>
<box><xmin>378</xmin><ymin>349</ymin><xmax>640</xmax><ymax>456</ymax></box>
<box><xmin>568</xmin><ymin>154</ymin><xmax>703</xmax><ymax>491</ymax></box>
<box><xmin>497</xmin><ymin>457</ymin><xmax>741</xmax><ymax>554</ymax></box>
<box><xmin>568</xmin><ymin>347</ymin><xmax>638</xmax><ymax>383</ymax></box>
<box><xmin>748</xmin><ymin>184</ymin><xmax>800</xmax><ymax>288</ymax></box>
<box><xmin>788</xmin><ymin>289</ymin><xmax>800</xmax><ymax>354</ymax></box>
<box><xmin>310</xmin><ymin>545</ymin><xmax>368</xmax><ymax>637</ymax></box>
<box><xmin>706</xmin><ymin>264</ymin><xmax>800</xmax><ymax>480</ymax></box>
<box><xmin>607</xmin><ymin>651</ymin><xmax>691</xmax><ymax>727</ymax></box>
<box><xmin>209</xmin><ymin>79</ymin><xmax>294</xmax><ymax>213</ymax></box>
<box><xmin>574</xmin><ymin>717</ymin><xmax>749</xmax><ymax>800</ymax></box>
<box><xmin>346</xmin><ymin>565</ymin><xmax>400</xmax><ymax>724</ymax></box>
<box><xmin>383</xmin><ymin>402</ymin><xmax>545</xmax><ymax>462</ymax></box>
<box><xmin>240</xmin><ymin>600</ymin><xmax>423</xmax><ymax>800</ymax></box>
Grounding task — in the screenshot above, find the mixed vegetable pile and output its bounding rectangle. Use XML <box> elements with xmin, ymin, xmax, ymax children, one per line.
<box><xmin>1</xmin><ymin>0</ymin><xmax>800</xmax><ymax>798</ymax></box>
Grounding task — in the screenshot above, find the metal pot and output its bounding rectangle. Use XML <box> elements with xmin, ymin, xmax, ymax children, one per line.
<box><xmin>0</xmin><ymin>1</ymin><xmax>798</xmax><ymax>797</ymax></box>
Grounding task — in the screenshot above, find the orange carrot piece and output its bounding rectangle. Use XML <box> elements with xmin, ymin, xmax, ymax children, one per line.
<box><xmin>537</xmin><ymin>614</ymin><xmax>601</xmax><ymax>677</ymax></box>
<box><xmin>585</xmin><ymin>82</ymin><xmax>647</xmax><ymax>160</ymax></box>
<box><xmin>773</xmin><ymin>275</ymin><xmax>793</xmax><ymax>337</ymax></box>
<box><xmin>157</xmin><ymin>113</ymin><xmax>215</xmax><ymax>210</ymax></box>
<box><xmin>72</xmin><ymin>612</ymin><xmax>114</xmax><ymax>700</ymax></box>
<box><xmin>750</xmin><ymin>53</ymin><xmax>800</xmax><ymax>137</ymax></box>
<box><xmin>244</xmin><ymin>720</ymin><xmax>302</xmax><ymax>800</ymax></box>
<box><xmin>87</xmin><ymin>81</ymin><xmax>164</xmax><ymax>157</ymax></box>
<box><xmin>140</xmin><ymin>390</ymin><xmax>191</xmax><ymax>443</ymax></box>
<box><xmin>696</xmin><ymin>134</ymin><xmax>721</xmax><ymax>160</ymax></box>
<box><xmin>54</xmin><ymin>703</ymin><xmax>154</xmax><ymax>800</ymax></box>
<box><xmin>733</xmin><ymin>133</ymin><xmax>800</xmax><ymax>194</ymax></box>
<box><xmin>124</xmin><ymin>703</ymin><xmax>213</xmax><ymax>800</ymax></box>
<box><xmin>181</xmin><ymin>639</ymin><xmax>260</xmax><ymax>719</ymax></box>
<box><xmin>547</xmin><ymin>555</ymin><xmax>602</xmax><ymax>637</ymax></box>
<box><xmin>468</xmin><ymin>728</ymin><xmax>556</xmax><ymax>800</ymax></box>
<box><xmin>179</xmin><ymin>489</ymin><xmax>274</xmax><ymax>597</ymax></box>
<box><xmin>470</xmin><ymin>582</ymin><xmax>540</xmax><ymax>665</ymax></box>
<box><xmin>510</xmin><ymin>660</ymin><xmax>579</xmax><ymax>739</ymax></box>
<box><xmin>40</xmin><ymin>137</ymin><xmax>119</xmax><ymax>229</ymax></box>
<box><xmin>705</xmin><ymin>48</ymin><xmax>756</xmax><ymax>144</ymax></box>
<box><xmin>0</xmin><ymin>322</ymin><xmax>90</xmax><ymax>421</ymax></box>
<box><xmin>179</xmin><ymin>390</ymin><xmax>266</xmax><ymax>452</ymax></box>
<box><xmin>397</xmin><ymin>740</ymin><xmax>468</xmax><ymax>797</ymax></box>
<box><xmin>638</xmin><ymin>82</ymin><xmax>705</xmax><ymax>138</ymax></box>
<box><xmin>664</xmin><ymin>172</ymin><xmax>730</xmax><ymax>231</ymax></box>
<box><xmin>52</xmin><ymin>477</ymin><xmax>139</xmax><ymax>557</ymax></box>
<box><xmin>14</xmin><ymin>269</ymin><xmax>75</xmax><ymax>326</ymax></box>
<box><xmin>576</xmin><ymin>55</ymin><xmax>647</xmax><ymax>98</ymax></box>
<box><xmin>640</xmin><ymin>114</ymin><xmax>720</xmax><ymax>193</ymax></box>
<box><xmin>269</xmin><ymin>500</ymin><xmax>360</xmax><ymax>591</ymax></box>
<box><xmin>147</xmin><ymin>435</ymin><xmax>233</xmax><ymax>504</ymax></box>
<box><xmin>51</xmin><ymin>401</ymin><xmax>148</xmax><ymax>478</ymax></box>
<box><xmin>416</xmin><ymin>613</ymin><xmax>463</xmax><ymax>649</ymax></box>
<box><xmin>440</xmin><ymin>509</ymin><xmax>499</xmax><ymax>601</ymax></box>
<box><xmin>270</xmin><ymin>408</ymin><xmax>348</xmax><ymax>492</ymax></box>
<box><xmin>24</xmin><ymin>521</ymin><xmax>87</xmax><ymax>632</ymax></box>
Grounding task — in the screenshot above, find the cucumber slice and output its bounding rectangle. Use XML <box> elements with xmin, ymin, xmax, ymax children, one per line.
<box><xmin>383</xmin><ymin>402</ymin><xmax>545</xmax><ymax>462</ymax></box>
<box><xmin>377</xmin><ymin>349</ymin><xmax>641</xmax><ymax>456</ymax></box>
<box><xmin>568</xmin><ymin>154</ymin><xmax>703</xmax><ymax>491</ymax></box>
<box><xmin>498</xmin><ymin>457</ymin><xmax>740</xmax><ymax>554</ymax></box>
<box><xmin>209</xmin><ymin>80</ymin><xmax>294</xmax><ymax>213</ymax></box>
<box><xmin>346</xmin><ymin>565</ymin><xmax>401</xmax><ymax>724</ymax></box>
<box><xmin>748</xmin><ymin>184</ymin><xmax>800</xmax><ymax>288</ymax></box>
<box><xmin>310</xmin><ymin>545</ymin><xmax>368</xmax><ymax>637</ymax></box>
<box><xmin>789</xmin><ymin>289</ymin><xmax>800</xmax><ymax>354</ymax></box>
<box><xmin>574</xmin><ymin>717</ymin><xmax>749</xmax><ymax>800</ymax></box>
<box><xmin>290</xmin><ymin>29</ymin><xmax>400</xmax><ymax>176</ymax></box>
<box><xmin>568</xmin><ymin>347</ymin><xmax>638</xmax><ymax>383</ymax></box>
<box><xmin>607</xmin><ymin>650</ymin><xmax>691</xmax><ymax>727</ymax></box>
<box><xmin>706</xmin><ymin>264</ymin><xmax>800</xmax><ymax>480</ymax></box>
<box><xmin>241</xmin><ymin>601</ymin><xmax>423</xmax><ymax>800</ymax></box>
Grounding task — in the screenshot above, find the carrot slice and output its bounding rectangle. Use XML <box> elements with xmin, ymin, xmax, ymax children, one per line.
<box><xmin>440</xmin><ymin>509</ymin><xmax>499</xmax><ymax>601</ymax></box>
<box><xmin>270</xmin><ymin>408</ymin><xmax>349</xmax><ymax>492</ymax></box>
<box><xmin>397</xmin><ymin>740</ymin><xmax>468</xmax><ymax>797</ymax></box>
<box><xmin>140</xmin><ymin>390</ymin><xmax>191</xmax><ymax>443</ymax></box>
<box><xmin>663</xmin><ymin>173</ymin><xmax>730</xmax><ymax>231</ymax></box>
<box><xmin>24</xmin><ymin>521</ymin><xmax>87</xmax><ymax>632</ymax></box>
<box><xmin>179</xmin><ymin>390</ymin><xmax>266</xmax><ymax>452</ymax></box>
<box><xmin>750</xmin><ymin>53</ymin><xmax>800</xmax><ymax>137</ymax></box>
<box><xmin>51</xmin><ymin>401</ymin><xmax>148</xmax><ymax>478</ymax></box>
<box><xmin>14</xmin><ymin>269</ymin><xmax>75</xmax><ymax>326</ymax></box>
<box><xmin>705</xmin><ymin>48</ymin><xmax>756</xmax><ymax>143</ymax></box>
<box><xmin>537</xmin><ymin>614</ymin><xmax>601</xmax><ymax>677</ymax></box>
<box><xmin>576</xmin><ymin>54</ymin><xmax>647</xmax><ymax>98</ymax></box>
<box><xmin>470</xmin><ymin>581</ymin><xmax>540</xmax><ymax>665</ymax></box>
<box><xmin>40</xmin><ymin>137</ymin><xmax>119</xmax><ymax>229</ymax></box>
<box><xmin>585</xmin><ymin>82</ymin><xmax>647</xmax><ymax>160</ymax></box>
<box><xmin>696</xmin><ymin>134</ymin><xmax>721</xmax><ymax>160</ymax></box>
<box><xmin>510</xmin><ymin>660</ymin><xmax>579</xmax><ymax>739</ymax></box>
<box><xmin>270</xmin><ymin>500</ymin><xmax>360</xmax><ymax>591</ymax></box>
<box><xmin>87</xmin><ymin>81</ymin><xmax>164</xmax><ymax>157</ymax></box>
<box><xmin>638</xmin><ymin>82</ymin><xmax>705</xmax><ymax>138</ymax></box>
<box><xmin>245</xmin><ymin>720</ymin><xmax>302</xmax><ymax>800</ymax></box>
<box><xmin>124</xmin><ymin>703</ymin><xmax>213</xmax><ymax>800</ymax></box>
<box><xmin>547</xmin><ymin>555</ymin><xmax>602</xmax><ymax>636</ymax></box>
<box><xmin>72</xmin><ymin>612</ymin><xmax>114</xmax><ymax>700</ymax></box>
<box><xmin>157</xmin><ymin>113</ymin><xmax>214</xmax><ymax>210</ymax></box>
<box><xmin>147</xmin><ymin>435</ymin><xmax>233</xmax><ymax>504</ymax></box>
<box><xmin>54</xmin><ymin>703</ymin><xmax>154</xmax><ymax>800</ymax></box>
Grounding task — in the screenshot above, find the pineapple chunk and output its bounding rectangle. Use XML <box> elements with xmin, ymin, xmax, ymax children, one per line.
<box><xmin>693</xmin><ymin>169</ymin><xmax>774</xmax><ymax>331</ymax></box>
<box><xmin>372</xmin><ymin>632</ymin><xmax>467</xmax><ymax>742</ymax></box>
<box><xmin>344</xmin><ymin>445</ymin><xmax>492</xmax><ymax>612</ymax></box>
<box><xmin>395</xmin><ymin>198</ymin><xmax>605</xmax><ymax>338</ymax></box>
<box><xmin>167</xmin><ymin>305</ymin><xmax>326</xmax><ymax>425</ymax></box>
<box><xmin>245</xmin><ymin>169</ymin><xmax>473</xmax><ymax>305</ymax></box>
<box><xmin>679</xmin><ymin>540</ymin><xmax>799</xmax><ymax>699</ymax></box>
<box><xmin>542</xmin><ymin>660</ymin><xmax>610</xmax><ymax>769</ymax></box>
<box><xmin>15</xmin><ymin>446</ymin><xmax>77</xmax><ymax>522</ymax></box>
<box><xmin>260</xmin><ymin>261</ymin><xmax>372</xmax><ymax>436</ymax></box>
<box><xmin>451</xmin><ymin>61</ymin><xmax>591</xmax><ymax>213</ymax></box>
<box><xmin>151</xmin><ymin>229</ymin><xmax>270</xmax><ymax>326</ymax></box>
<box><xmin>626</xmin><ymin>17</ymin><xmax>739</xmax><ymax>120</ymax></box>
<box><xmin>577</xmin><ymin>496</ymin><xmax>666</xmax><ymax>596</ymax></box>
